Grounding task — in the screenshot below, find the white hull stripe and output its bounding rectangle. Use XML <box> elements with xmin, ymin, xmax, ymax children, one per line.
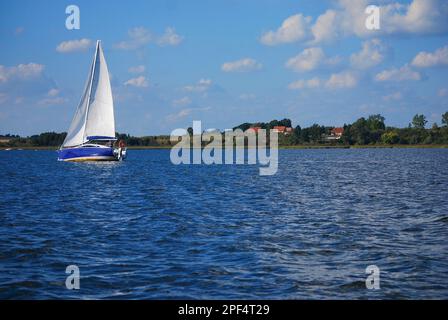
<box><xmin>62</xmin><ymin>156</ymin><xmax>117</xmax><ymax>162</ymax></box>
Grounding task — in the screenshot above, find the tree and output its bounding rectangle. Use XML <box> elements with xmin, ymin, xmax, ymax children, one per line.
<box><xmin>367</xmin><ymin>114</ymin><xmax>385</xmax><ymax>130</ymax></box>
<box><xmin>442</xmin><ymin>112</ymin><xmax>448</xmax><ymax>127</ymax></box>
<box><xmin>348</xmin><ymin>117</ymin><xmax>371</xmax><ymax>145</ymax></box>
<box><xmin>278</xmin><ymin>118</ymin><xmax>292</xmax><ymax>127</ymax></box>
<box><xmin>381</xmin><ymin>131</ymin><xmax>399</xmax><ymax>144</ymax></box>
<box><xmin>412</xmin><ymin>114</ymin><xmax>427</xmax><ymax>129</ymax></box>
<box><xmin>308</xmin><ymin>124</ymin><xmax>323</xmax><ymax>143</ymax></box>
<box><xmin>293</xmin><ymin>125</ymin><xmax>302</xmax><ymax>144</ymax></box>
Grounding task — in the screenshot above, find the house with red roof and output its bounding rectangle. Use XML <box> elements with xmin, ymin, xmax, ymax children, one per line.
<box><xmin>326</xmin><ymin>127</ymin><xmax>344</xmax><ymax>140</ymax></box>
<box><xmin>273</xmin><ymin>126</ymin><xmax>293</xmax><ymax>135</ymax></box>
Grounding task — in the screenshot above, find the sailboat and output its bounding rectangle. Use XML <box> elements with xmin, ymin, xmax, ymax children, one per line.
<box><xmin>58</xmin><ymin>40</ymin><xmax>126</xmax><ymax>161</ymax></box>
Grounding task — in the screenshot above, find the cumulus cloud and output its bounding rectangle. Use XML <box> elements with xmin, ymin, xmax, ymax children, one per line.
<box><xmin>260</xmin><ymin>14</ymin><xmax>311</xmax><ymax>45</ymax></box>
<box><xmin>47</xmin><ymin>88</ymin><xmax>59</xmax><ymax>97</ymax></box>
<box><xmin>311</xmin><ymin>10</ymin><xmax>339</xmax><ymax>44</ymax></box>
<box><xmin>239</xmin><ymin>93</ymin><xmax>256</xmax><ymax>100</ymax></box>
<box><xmin>166</xmin><ymin>108</ymin><xmax>192</xmax><ymax>122</ymax></box>
<box><xmin>340</xmin><ymin>0</ymin><xmax>448</xmax><ymax>38</ymax></box>
<box><xmin>157</xmin><ymin>27</ymin><xmax>184</xmax><ymax>46</ymax></box>
<box><xmin>38</xmin><ymin>88</ymin><xmax>67</xmax><ymax>106</ymax></box>
<box><xmin>285</xmin><ymin>47</ymin><xmax>339</xmax><ymax>72</ymax></box>
<box><xmin>183</xmin><ymin>79</ymin><xmax>212</xmax><ymax>92</ymax></box>
<box><xmin>325</xmin><ymin>71</ymin><xmax>358</xmax><ymax>89</ymax></box>
<box><xmin>288</xmin><ymin>77</ymin><xmax>321</xmax><ymax>90</ymax></box>
<box><xmin>166</xmin><ymin>106</ymin><xmax>211</xmax><ymax>122</ymax></box>
<box><xmin>0</xmin><ymin>63</ymin><xmax>45</xmax><ymax>83</ymax></box>
<box><xmin>288</xmin><ymin>72</ymin><xmax>357</xmax><ymax>90</ymax></box>
<box><xmin>38</xmin><ymin>97</ymin><xmax>67</xmax><ymax>106</ymax></box>
<box><xmin>411</xmin><ymin>45</ymin><xmax>448</xmax><ymax>67</ymax></box>
<box><xmin>128</xmin><ymin>65</ymin><xmax>146</xmax><ymax>74</ymax></box>
<box><xmin>115</xmin><ymin>27</ymin><xmax>152</xmax><ymax>50</ymax></box>
<box><xmin>221</xmin><ymin>58</ymin><xmax>262</xmax><ymax>72</ymax></box>
<box><xmin>383</xmin><ymin>91</ymin><xmax>403</xmax><ymax>101</ymax></box>
<box><xmin>116</xmin><ymin>26</ymin><xmax>184</xmax><ymax>50</ymax></box>
<box><xmin>351</xmin><ymin>39</ymin><xmax>388</xmax><ymax>69</ymax></box>
<box><xmin>375</xmin><ymin>65</ymin><xmax>421</xmax><ymax>82</ymax></box>
<box><xmin>124</xmin><ymin>76</ymin><xmax>149</xmax><ymax>87</ymax></box>
<box><xmin>172</xmin><ymin>96</ymin><xmax>192</xmax><ymax>107</ymax></box>
<box><xmin>379</xmin><ymin>0</ymin><xmax>448</xmax><ymax>35</ymax></box>
<box><xmin>438</xmin><ymin>88</ymin><xmax>448</xmax><ymax>97</ymax></box>
<box><xmin>56</xmin><ymin>39</ymin><xmax>93</xmax><ymax>53</ymax></box>
<box><xmin>261</xmin><ymin>0</ymin><xmax>448</xmax><ymax>45</ymax></box>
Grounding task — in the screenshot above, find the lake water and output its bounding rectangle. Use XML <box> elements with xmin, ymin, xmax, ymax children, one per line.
<box><xmin>0</xmin><ymin>148</ymin><xmax>447</xmax><ymax>299</ymax></box>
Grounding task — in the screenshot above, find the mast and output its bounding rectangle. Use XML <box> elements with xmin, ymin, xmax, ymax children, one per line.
<box><xmin>83</xmin><ymin>40</ymin><xmax>100</xmax><ymax>143</ymax></box>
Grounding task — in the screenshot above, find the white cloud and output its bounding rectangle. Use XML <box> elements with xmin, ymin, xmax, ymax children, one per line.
<box><xmin>115</xmin><ymin>27</ymin><xmax>152</xmax><ymax>50</ymax></box>
<box><xmin>311</xmin><ymin>10</ymin><xmax>339</xmax><ymax>44</ymax></box>
<box><xmin>383</xmin><ymin>91</ymin><xmax>403</xmax><ymax>101</ymax></box>
<box><xmin>124</xmin><ymin>76</ymin><xmax>149</xmax><ymax>87</ymax></box>
<box><xmin>38</xmin><ymin>87</ymin><xmax>66</xmax><ymax>106</ymax></box>
<box><xmin>288</xmin><ymin>72</ymin><xmax>357</xmax><ymax>90</ymax></box>
<box><xmin>128</xmin><ymin>65</ymin><xmax>146</xmax><ymax>74</ymax></box>
<box><xmin>56</xmin><ymin>39</ymin><xmax>93</xmax><ymax>53</ymax></box>
<box><xmin>166</xmin><ymin>107</ymin><xmax>211</xmax><ymax>122</ymax></box>
<box><xmin>411</xmin><ymin>45</ymin><xmax>448</xmax><ymax>67</ymax></box>
<box><xmin>325</xmin><ymin>71</ymin><xmax>358</xmax><ymax>89</ymax></box>
<box><xmin>239</xmin><ymin>93</ymin><xmax>256</xmax><ymax>100</ymax></box>
<box><xmin>351</xmin><ymin>39</ymin><xmax>388</xmax><ymax>69</ymax></box>
<box><xmin>47</xmin><ymin>88</ymin><xmax>59</xmax><ymax>97</ymax></box>
<box><xmin>339</xmin><ymin>0</ymin><xmax>448</xmax><ymax>38</ymax></box>
<box><xmin>38</xmin><ymin>97</ymin><xmax>67</xmax><ymax>106</ymax></box>
<box><xmin>172</xmin><ymin>96</ymin><xmax>192</xmax><ymax>107</ymax></box>
<box><xmin>183</xmin><ymin>79</ymin><xmax>212</xmax><ymax>92</ymax></box>
<box><xmin>221</xmin><ymin>58</ymin><xmax>262</xmax><ymax>72</ymax></box>
<box><xmin>375</xmin><ymin>65</ymin><xmax>421</xmax><ymax>82</ymax></box>
<box><xmin>157</xmin><ymin>27</ymin><xmax>184</xmax><ymax>46</ymax></box>
<box><xmin>0</xmin><ymin>63</ymin><xmax>44</xmax><ymax>83</ymax></box>
<box><xmin>260</xmin><ymin>14</ymin><xmax>311</xmax><ymax>45</ymax></box>
<box><xmin>285</xmin><ymin>47</ymin><xmax>338</xmax><ymax>72</ymax></box>
<box><xmin>288</xmin><ymin>77</ymin><xmax>321</xmax><ymax>90</ymax></box>
<box><xmin>116</xmin><ymin>27</ymin><xmax>183</xmax><ymax>50</ymax></box>
<box><xmin>438</xmin><ymin>88</ymin><xmax>448</xmax><ymax>97</ymax></box>
<box><xmin>380</xmin><ymin>0</ymin><xmax>448</xmax><ymax>35</ymax></box>
<box><xmin>166</xmin><ymin>108</ymin><xmax>192</xmax><ymax>122</ymax></box>
<box><xmin>261</xmin><ymin>0</ymin><xmax>448</xmax><ymax>45</ymax></box>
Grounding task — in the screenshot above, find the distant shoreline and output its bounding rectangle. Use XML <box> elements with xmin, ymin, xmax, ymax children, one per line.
<box><xmin>2</xmin><ymin>144</ymin><xmax>448</xmax><ymax>151</ymax></box>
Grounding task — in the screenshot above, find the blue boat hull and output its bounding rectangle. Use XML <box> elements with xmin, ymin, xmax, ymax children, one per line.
<box><xmin>57</xmin><ymin>147</ymin><xmax>117</xmax><ymax>162</ymax></box>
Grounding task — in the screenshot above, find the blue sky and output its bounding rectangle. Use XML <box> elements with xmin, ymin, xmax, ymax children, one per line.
<box><xmin>0</xmin><ymin>0</ymin><xmax>447</xmax><ymax>136</ymax></box>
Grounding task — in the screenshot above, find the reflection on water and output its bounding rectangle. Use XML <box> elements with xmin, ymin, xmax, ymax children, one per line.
<box><xmin>0</xmin><ymin>148</ymin><xmax>447</xmax><ymax>299</ymax></box>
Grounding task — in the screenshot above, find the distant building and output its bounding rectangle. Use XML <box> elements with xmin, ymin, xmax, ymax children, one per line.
<box><xmin>273</xmin><ymin>126</ymin><xmax>293</xmax><ymax>134</ymax></box>
<box><xmin>326</xmin><ymin>127</ymin><xmax>344</xmax><ymax>140</ymax></box>
<box><xmin>248</xmin><ymin>126</ymin><xmax>262</xmax><ymax>133</ymax></box>
<box><xmin>0</xmin><ymin>137</ymin><xmax>11</xmax><ymax>144</ymax></box>
<box><xmin>331</xmin><ymin>127</ymin><xmax>344</xmax><ymax>136</ymax></box>
<box><xmin>273</xmin><ymin>126</ymin><xmax>286</xmax><ymax>133</ymax></box>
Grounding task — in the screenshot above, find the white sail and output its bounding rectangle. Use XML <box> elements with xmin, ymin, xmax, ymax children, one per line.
<box><xmin>61</xmin><ymin>56</ymin><xmax>94</xmax><ymax>147</ymax></box>
<box><xmin>84</xmin><ymin>42</ymin><xmax>115</xmax><ymax>140</ymax></box>
<box><xmin>62</xmin><ymin>41</ymin><xmax>115</xmax><ymax>147</ymax></box>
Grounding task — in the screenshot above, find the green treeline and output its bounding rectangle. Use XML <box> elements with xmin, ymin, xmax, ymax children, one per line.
<box><xmin>1</xmin><ymin>112</ymin><xmax>448</xmax><ymax>148</ymax></box>
<box><xmin>235</xmin><ymin>113</ymin><xmax>448</xmax><ymax>146</ymax></box>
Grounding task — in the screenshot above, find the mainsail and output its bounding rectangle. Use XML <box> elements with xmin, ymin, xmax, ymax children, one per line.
<box><xmin>62</xmin><ymin>41</ymin><xmax>115</xmax><ymax>147</ymax></box>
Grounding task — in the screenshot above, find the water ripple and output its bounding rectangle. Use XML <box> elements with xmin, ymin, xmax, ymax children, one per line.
<box><xmin>0</xmin><ymin>148</ymin><xmax>447</xmax><ymax>299</ymax></box>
